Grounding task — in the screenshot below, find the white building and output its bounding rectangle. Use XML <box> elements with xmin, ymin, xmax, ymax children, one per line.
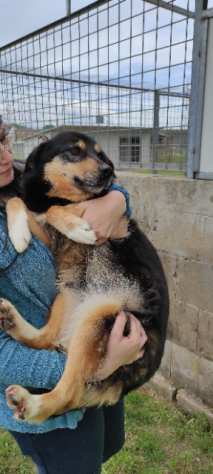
<box><xmin>12</xmin><ymin>125</ymin><xmax>187</xmax><ymax>171</ymax></box>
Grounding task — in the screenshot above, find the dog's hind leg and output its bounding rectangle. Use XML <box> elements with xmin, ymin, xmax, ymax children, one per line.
<box><xmin>6</xmin><ymin>297</ymin><xmax>124</xmax><ymax>423</ymax></box>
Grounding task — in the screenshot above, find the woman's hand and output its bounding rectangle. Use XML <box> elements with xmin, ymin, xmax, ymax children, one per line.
<box><xmin>95</xmin><ymin>311</ymin><xmax>148</xmax><ymax>381</ymax></box>
<box><xmin>76</xmin><ymin>190</ymin><xmax>128</xmax><ymax>245</ymax></box>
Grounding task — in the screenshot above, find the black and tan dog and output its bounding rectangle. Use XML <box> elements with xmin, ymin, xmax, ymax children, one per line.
<box><xmin>0</xmin><ymin>131</ymin><xmax>169</xmax><ymax>423</ymax></box>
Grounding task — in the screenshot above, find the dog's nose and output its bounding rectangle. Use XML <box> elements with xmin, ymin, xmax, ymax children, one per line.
<box><xmin>100</xmin><ymin>164</ymin><xmax>112</xmax><ymax>179</ymax></box>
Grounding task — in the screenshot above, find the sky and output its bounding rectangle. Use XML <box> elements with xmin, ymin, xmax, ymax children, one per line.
<box><xmin>0</xmin><ymin>0</ymin><xmax>195</xmax><ymax>129</ymax></box>
<box><xmin>0</xmin><ymin>0</ymin><xmax>199</xmax><ymax>47</ymax></box>
<box><xmin>0</xmin><ymin>0</ymin><xmax>98</xmax><ymax>47</ymax></box>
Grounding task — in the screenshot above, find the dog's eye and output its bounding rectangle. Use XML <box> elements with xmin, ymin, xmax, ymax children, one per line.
<box><xmin>96</xmin><ymin>150</ymin><xmax>103</xmax><ymax>158</ymax></box>
<box><xmin>26</xmin><ymin>162</ymin><xmax>33</xmax><ymax>171</ymax></box>
<box><xmin>71</xmin><ymin>146</ymin><xmax>80</xmax><ymax>155</ymax></box>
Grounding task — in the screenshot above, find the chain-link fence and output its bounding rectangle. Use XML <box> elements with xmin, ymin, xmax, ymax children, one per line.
<box><xmin>0</xmin><ymin>0</ymin><xmax>195</xmax><ymax>171</ymax></box>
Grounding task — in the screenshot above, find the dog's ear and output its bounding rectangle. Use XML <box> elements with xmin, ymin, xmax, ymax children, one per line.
<box><xmin>97</xmin><ymin>148</ymin><xmax>115</xmax><ymax>174</ymax></box>
<box><xmin>25</xmin><ymin>141</ymin><xmax>49</xmax><ymax>172</ymax></box>
<box><xmin>38</xmin><ymin>135</ymin><xmax>49</xmax><ymax>144</ymax></box>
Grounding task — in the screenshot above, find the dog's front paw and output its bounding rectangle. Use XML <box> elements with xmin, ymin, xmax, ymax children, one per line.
<box><xmin>8</xmin><ymin>208</ymin><xmax>31</xmax><ymax>253</ymax></box>
<box><xmin>66</xmin><ymin>219</ymin><xmax>97</xmax><ymax>245</ymax></box>
<box><xmin>0</xmin><ymin>299</ymin><xmax>16</xmax><ymax>332</ymax></box>
<box><xmin>6</xmin><ymin>385</ymin><xmax>41</xmax><ymax>422</ymax></box>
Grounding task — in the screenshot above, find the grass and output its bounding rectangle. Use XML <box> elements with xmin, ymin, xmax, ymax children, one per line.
<box><xmin>104</xmin><ymin>389</ymin><xmax>213</xmax><ymax>474</ymax></box>
<box><xmin>0</xmin><ymin>388</ymin><xmax>212</xmax><ymax>474</ymax></box>
<box><xmin>0</xmin><ymin>430</ymin><xmax>35</xmax><ymax>474</ymax></box>
<box><xmin>119</xmin><ymin>168</ymin><xmax>185</xmax><ymax>176</ymax></box>
<box><xmin>156</xmin><ymin>151</ymin><xmax>186</xmax><ymax>165</ymax></box>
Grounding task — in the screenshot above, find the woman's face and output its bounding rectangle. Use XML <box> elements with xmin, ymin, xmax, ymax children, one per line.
<box><xmin>0</xmin><ymin>120</ymin><xmax>14</xmax><ymax>188</ymax></box>
<box><xmin>0</xmin><ymin>135</ymin><xmax>14</xmax><ymax>188</ymax></box>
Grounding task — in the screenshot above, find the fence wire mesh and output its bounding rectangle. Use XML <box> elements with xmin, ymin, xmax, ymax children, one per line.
<box><xmin>0</xmin><ymin>0</ymin><xmax>195</xmax><ymax>171</ymax></box>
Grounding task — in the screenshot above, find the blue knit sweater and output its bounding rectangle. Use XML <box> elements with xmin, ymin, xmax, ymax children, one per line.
<box><xmin>0</xmin><ymin>210</ymin><xmax>84</xmax><ymax>433</ymax></box>
<box><xmin>0</xmin><ymin>184</ymin><xmax>130</xmax><ymax>433</ymax></box>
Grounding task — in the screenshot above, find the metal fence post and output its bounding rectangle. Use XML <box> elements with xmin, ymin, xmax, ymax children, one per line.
<box><xmin>152</xmin><ymin>90</ymin><xmax>160</xmax><ymax>169</ymax></box>
<box><xmin>187</xmin><ymin>0</ymin><xmax>208</xmax><ymax>178</ymax></box>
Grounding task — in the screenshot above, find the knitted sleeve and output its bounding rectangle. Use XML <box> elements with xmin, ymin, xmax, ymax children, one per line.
<box><xmin>0</xmin><ymin>331</ymin><xmax>66</xmax><ymax>390</ymax></box>
<box><xmin>0</xmin><ymin>213</ymin><xmax>67</xmax><ymax>390</ymax></box>
<box><xmin>0</xmin><ymin>211</ymin><xmax>18</xmax><ymax>271</ymax></box>
<box><xmin>109</xmin><ymin>183</ymin><xmax>132</xmax><ymax>218</ymax></box>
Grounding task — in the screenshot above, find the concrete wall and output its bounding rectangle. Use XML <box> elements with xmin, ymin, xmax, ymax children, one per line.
<box><xmin>119</xmin><ymin>173</ymin><xmax>213</xmax><ymax>408</ymax></box>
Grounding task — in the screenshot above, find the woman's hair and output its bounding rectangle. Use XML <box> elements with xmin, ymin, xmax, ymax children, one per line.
<box><xmin>0</xmin><ymin>162</ymin><xmax>24</xmax><ymax>272</ymax></box>
<box><xmin>0</xmin><ymin>121</ymin><xmax>25</xmax><ymax>270</ymax></box>
<box><xmin>0</xmin><ymin>161</ymin><xmax>23</xmax><ymax>205</ymax></box>
<box><xmin>0</xmin><ymin>117</ymin><xmax>24</xmax><ymax>203</ymax></box>
<box><xmin>0</xmin><ymin>116</ymin><xmax>24</xmax><ymax>197</ymax></box>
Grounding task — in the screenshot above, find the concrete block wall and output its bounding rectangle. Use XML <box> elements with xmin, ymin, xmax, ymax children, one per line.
<box><xmin>119</xmin><ymin>173</ymin><xmax>213</xmax><ymax>408</ymax></box>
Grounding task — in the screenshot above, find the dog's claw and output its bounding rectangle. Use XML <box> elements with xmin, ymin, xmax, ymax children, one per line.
<box><xmin>6</xmin><ymin>386</ymin><xmax>28</xmax><ymax>421</ymax></box>
<box><xmin>6</xmin><ymin>385</ymin><xmax>42</xmax><ymax>423</ymax></box>
<box><xmin>0</xmin><ymin>299</ymin><xmax>16</xmax><ymax>332</ymax></box>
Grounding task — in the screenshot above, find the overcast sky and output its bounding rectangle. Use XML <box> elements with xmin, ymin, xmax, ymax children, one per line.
<box><xmin>1</xmin><ymin>0</ymin><xmax>211</xmax><ymax>48</ymax></box>
<box><xmin>0</xmin><ymin>0</ymin><xmax>95</xmax><ymax>47</ymax></box>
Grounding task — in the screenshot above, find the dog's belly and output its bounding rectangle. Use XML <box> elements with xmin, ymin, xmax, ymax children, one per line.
<box><xmin>56</xmin><ymin>244</ymin><xmax>143</xmax><ymax>351</ymax></box>
<box><xmin>86</xmin><ymin>244</ymin><xmax>133</xmax><ymax>293</ymax></box>
<box><xmin>56</xmin><ymin>242</ymin><xmax>138</xmax><ymax>292</ymax></box>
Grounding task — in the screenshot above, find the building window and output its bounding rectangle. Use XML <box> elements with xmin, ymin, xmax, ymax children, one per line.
<box><xmin>119</xmin><ymin>136</ymin><xmax>140</xmax><ymax>163</ymax></box>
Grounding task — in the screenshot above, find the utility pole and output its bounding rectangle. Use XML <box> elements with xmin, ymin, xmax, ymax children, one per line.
<box><xmin>66</xmin><ymin>0</ymin><xmax>71</xmax><ymax>16</ymax></box>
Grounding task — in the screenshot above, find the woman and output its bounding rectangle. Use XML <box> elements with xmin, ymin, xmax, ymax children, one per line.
<box><xmin>0</xmin><ymin>121</ymin><xmax>147</xmax><ymax>474</ymax></box>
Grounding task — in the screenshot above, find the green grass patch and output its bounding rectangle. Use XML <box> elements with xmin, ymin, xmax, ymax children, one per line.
<box><xmin>0</xmin><ymin>430</ymin><xmax>35</xmax><ymax>474</ymax></box>
<box><xmin>104</xmin><ymin>390</ymin><xmax>213</xmax><ymax>474</ymax></box>
<box><xmin>119</xmin><ymin>168</ymin><xmax>185</xmax><ymax>176</ymax></box>
<box><xmin>156</xmin><ymin>151</ymin><xmax>186</xmax><ymax>165</ymax></box>
<box><xmin>0</xmin><ymin>389</ymin><xmax>212</xmax><ymax>474</ymax></box>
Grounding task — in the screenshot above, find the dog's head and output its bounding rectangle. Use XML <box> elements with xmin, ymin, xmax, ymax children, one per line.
<box><xmin>23</xmin><ymin>131</ymin><xmax>115</xmax><ymax>212</ymax></box>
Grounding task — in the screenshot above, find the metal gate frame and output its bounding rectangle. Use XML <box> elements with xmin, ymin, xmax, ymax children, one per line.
<box><xmin>2</xmin><ymin>0</ymin><xmax>210</xmax><ymax>175</ymax></box>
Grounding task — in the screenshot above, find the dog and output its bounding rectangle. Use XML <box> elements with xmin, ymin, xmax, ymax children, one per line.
<box><xmin>0</xmin><ymin>131</ymin><xmax>169</xmax><ymax>423</ymax></box>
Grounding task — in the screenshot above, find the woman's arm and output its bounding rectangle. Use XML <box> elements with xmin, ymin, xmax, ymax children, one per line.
<box><xmin>0</xmin><ymin>331</ymin><xmax>66</xmax><ymax>390</ymax></box>
<box><xmin>0</xmin><ymin>314</ymin><xmax>147</xmax><ymax>389</ymax></box>
<box><xmin>0</xmin><ymin>221</ymin><xmax>66</xmax><ymax>390</ymax></box>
